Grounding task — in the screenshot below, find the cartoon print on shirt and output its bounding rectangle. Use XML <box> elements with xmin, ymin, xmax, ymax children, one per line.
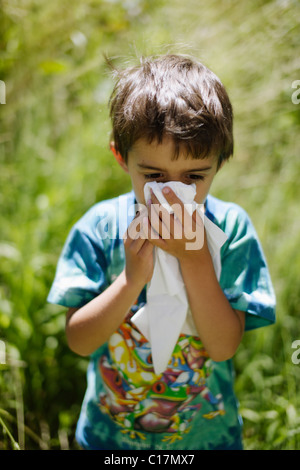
<box><xmin>98</xmin><ymin>314</ymin><xmax>225</xmax><ymax>442</ymax></box>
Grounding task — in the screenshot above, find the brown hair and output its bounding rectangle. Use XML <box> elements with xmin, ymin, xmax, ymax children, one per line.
<box><xmin>109</xmin><ymin>54</ymin><xmax>233</xmax><ymax>168</ymax></box>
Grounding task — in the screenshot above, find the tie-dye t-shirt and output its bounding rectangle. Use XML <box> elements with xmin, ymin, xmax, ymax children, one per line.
<box><xmin>47</xmin><ymin>192</ymin><xmax>276</xmax><ymax>450</ymax></box>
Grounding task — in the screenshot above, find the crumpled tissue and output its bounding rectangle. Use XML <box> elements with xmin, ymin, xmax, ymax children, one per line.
<box><xmin>131</xmin><ymin>181</ymin><xmax>228</xmax><ymax>375</ymax></box>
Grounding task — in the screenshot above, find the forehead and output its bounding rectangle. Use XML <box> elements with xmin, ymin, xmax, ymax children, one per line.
<box><xmin>128</xmin><ymin>137</ymin><xmax>218</xmax><ymax>169</ymax></box>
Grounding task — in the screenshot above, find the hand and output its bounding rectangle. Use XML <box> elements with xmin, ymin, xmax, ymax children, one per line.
<box><xmin>123</xmin><ymin>210</ymin><xmax>154</xmax><ymax>286</ymax></box>
<box><xmin>145</xmin><ymin>186</ymin><xmax>210</xmax><ymax>263</ymax></box>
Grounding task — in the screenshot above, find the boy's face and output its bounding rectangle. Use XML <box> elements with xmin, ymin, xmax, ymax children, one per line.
<box><xmin>119</xmin><ymin>137</ymin><xmax>220</xmax><ymax>205</ymax></box>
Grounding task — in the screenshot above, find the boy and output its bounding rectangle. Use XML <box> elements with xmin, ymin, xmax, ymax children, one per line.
<box><xmin>47</xmin><ymin>54</ymin><xmax>276</xmax><ymax>450</ymax></box>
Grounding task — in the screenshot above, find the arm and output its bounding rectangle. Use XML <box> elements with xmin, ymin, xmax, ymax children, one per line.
<box><xmin>66</xmin><ymin>216</ymin><xmax>154</xmax><ymax>356</ymax></box>
<box><xmin>179</xmin><ymin>251</ymin><xmax>245</xmax><ymax>361</ymax></box>
<box><xmin>147</xmin><ymin>189</ymin><xmax>245</xmax><ymax>361</ymax></box>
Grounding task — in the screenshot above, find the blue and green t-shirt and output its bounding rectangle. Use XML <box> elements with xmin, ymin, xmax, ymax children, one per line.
<box><xmin>47</xmin><ymin>191</ymin><xmax>275</xmax><ymax>450</ymax></box>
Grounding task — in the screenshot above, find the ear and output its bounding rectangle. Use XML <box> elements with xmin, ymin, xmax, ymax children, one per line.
<box><xmin>110</xmin><ymin>142</ymin><xmax>129</xmax><ymax>173</ymax></box>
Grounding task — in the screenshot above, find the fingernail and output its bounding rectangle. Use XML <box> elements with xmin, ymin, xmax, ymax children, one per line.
<box><xmin>147</xmin><ymin>198</ymin><xmax>152</xmax><ymax>206</ymax></box>
<box><xmin>162</xmin><ymin>187</ymin><xmax>170</xmax><ymax>194</ymax></box>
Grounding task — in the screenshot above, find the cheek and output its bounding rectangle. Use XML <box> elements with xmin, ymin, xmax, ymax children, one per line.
<box><xmin>130</xmin><ymin>179</ymin><xmax>147</xmax><ymax>204</ymax></box>
<box><xmin>195</xmin><ymin>181</ymin><xmax>213</xmax><ymax>204</ymax></box>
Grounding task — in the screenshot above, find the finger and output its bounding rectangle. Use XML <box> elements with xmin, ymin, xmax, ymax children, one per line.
<box><xmin>140</xmin><ymin>215</ymin><xmax>150</xmax><ymax>240</ymax></box>
<box><xmin>142</xmin><ymin>216</ymin><xmax>168</xmax><ymax>251</ymax></box>
<box><xmin>184</xmin><ymin>210</ymin><xmax>205</xmax><ymax>249</ymax></box>
<box><xmin>152</xmin><ymin>187</ymin><xmax>187</xmax><ymax>240</ymax></box>
<box><xmin>162</xmin><ymin>187</ymin><xmax>204</xmax><ymax>235</ymax></box>
<box><xmin>125</xmin><ymin>208</ymin><xmax>149</xmax><ymax>241</ymax></box>
<box><xmin>138</xmin><ymin>238</ymin><xmax>154</xmax><ymax>257</ymax></box>
<box><xmin>124</xmin><ymin>230</ymin><xmax>143</xmax><ymax>248</ymax></box>
<box><xmin>189</xmin><ymin>207</ymin><xmax>205</xmax><ymax>239</ymax></box>
<box><xmin>148</xmin><ymin>203</ymin><xmax>171</xmax><ymax>240</ymax></box>
<box><xmin>124</xmin><ymin>215</ymin><xmax>147</xmax><ymax>247</ymax></box>
<box><xmin>148</xmin><ymin>192</ymin><xmax>173</xmax><ymax>239</ymax></box>
<box><xmin>142</xmin><ymin>215</ymin><xmax>160</xmax><ymax>240</ymax></box>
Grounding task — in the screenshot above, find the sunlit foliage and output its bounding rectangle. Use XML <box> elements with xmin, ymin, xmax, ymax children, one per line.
<box><xmin>0</xmin><ymin>0</ymin><xmax>299</xmax><ymax>449</ymax></box>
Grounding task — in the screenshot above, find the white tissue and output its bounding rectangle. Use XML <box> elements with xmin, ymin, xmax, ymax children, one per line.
<box><xmin>131</xmin><ymin>181</ymin><xmax>227</xmax><ymax>375</ymax></box>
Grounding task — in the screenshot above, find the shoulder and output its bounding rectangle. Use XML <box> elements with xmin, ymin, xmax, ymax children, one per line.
<box><xmin>73</xmin><ymin>191</ymin><xmax>136</xmax><ymax>239</ymax></box>
<box><xmin>205</xmin><ymin>194</ymin><xmax>254</xmax><ymax>239</ymax></box>
<box><xmin>207</xmin><ymin>195</ymin><xmax>276</xmax><ymax>330</ymax></box>
<box><xmin>76</xmin><ymin>191</ymin><xmax>135</xmax><ymax>226</ymax></box>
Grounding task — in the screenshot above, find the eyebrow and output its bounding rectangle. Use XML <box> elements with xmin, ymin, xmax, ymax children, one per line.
<box><xmin>137</xmin><ymin>163</ymin><xmax>213</xmax><ymax>172</ymax></box>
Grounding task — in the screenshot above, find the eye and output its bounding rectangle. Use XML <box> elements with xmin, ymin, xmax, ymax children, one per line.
<box><xmin>113</xmin><ymin>371</ymin><xmax>122</xmax><ymax>387</ymax></box>
<box><xmin>146</xmin><ymin>354</ymin><xmax>153</xmax><ymax>364</ymax></box>
<box><xmin>187</xmin><ymin>174</ymin><xmax>205</xmax><ymax>181</ymax></box>
<box><xmin>144</xmin><ymin>173</ymin><xmax>164</xmax><ymax>180</ymax></box>
<box><xmin>152</xmin><ymin>381</ymin><xmax>166</xmax><ymax>394</ymax></box>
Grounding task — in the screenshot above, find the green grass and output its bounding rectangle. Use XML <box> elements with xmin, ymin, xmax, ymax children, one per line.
<box><xmin>0</xmin><ymin>0</ymin><xmax>300</xmax><ymax>449</ymax></box>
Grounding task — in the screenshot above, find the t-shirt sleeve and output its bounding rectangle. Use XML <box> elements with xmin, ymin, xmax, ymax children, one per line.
<box><xmin>47</xmin><ymin>216</ymin><xmax>109</xmax><ymax>309</ymax></box>
<box><xmin>220</xmin><ymin>205</ymin><xmax>276</xmax><ymax>331</ymax></box>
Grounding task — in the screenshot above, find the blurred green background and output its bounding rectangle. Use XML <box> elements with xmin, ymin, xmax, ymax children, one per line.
<box><xmin>0</xmin><ymin>0</ymin><xmax>300</xmax><ymax>450</ymax></box>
